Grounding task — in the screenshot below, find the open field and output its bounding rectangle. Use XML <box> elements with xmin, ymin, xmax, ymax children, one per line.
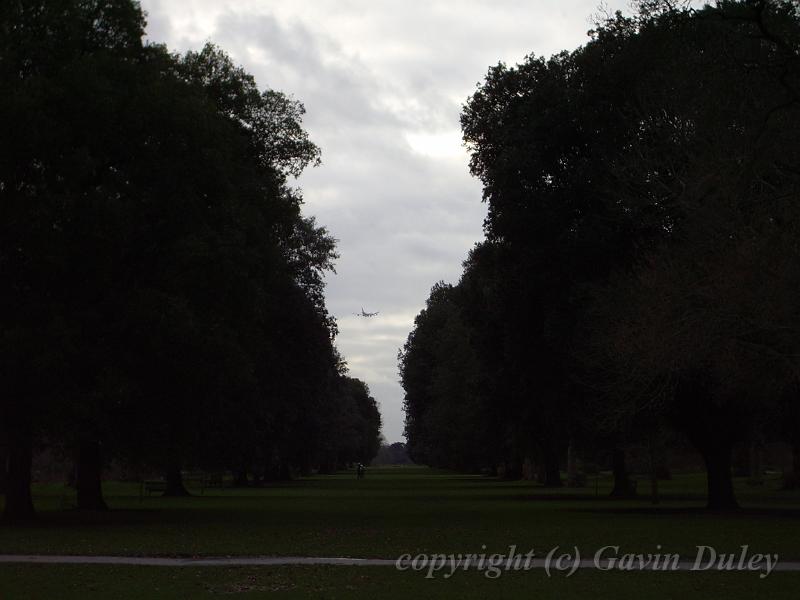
<box><xmin>2</xmin><ymin>467</ymin><xmax>800</xmax><ymax>598</ymax></box>
<box><xmin>2</xmin><ymin>468</ymin><xmax>800</xmax><ymax>557</ymax></box>
<box><xmin>2</xmin><ymin>564</ymin><xmax>800</xmax><ymax>600</ymax></box>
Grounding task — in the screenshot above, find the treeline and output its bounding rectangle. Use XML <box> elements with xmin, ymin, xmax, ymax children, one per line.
<box><xmin>401</xmin><ymin>0</ymin><xmax>800</xmax><ymax>509</ymax></box>
<box><xmin>372</xmin><ymin>442</ymin><xmax>413</xmax><ymax>466</ymax></box>
<box><xmin>0</xmin><ymin>0</ymin><xmax>380</xmax><ymax>520</ymax></box>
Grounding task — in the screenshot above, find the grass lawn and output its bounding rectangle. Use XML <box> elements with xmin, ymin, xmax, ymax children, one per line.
<box><xmin>1</xmin><ymin>564</ymin><xmax>800</xmax><ymax>599</ymax></box>
<box><xmin>1</xmin><ymin>467</ymin><xmax>799</xmax><ymax>558</ymax></box>
<box><xmin>1</xmin><ymin>467</ymin><xmax>799</xmax><ymax>597</ymax></box>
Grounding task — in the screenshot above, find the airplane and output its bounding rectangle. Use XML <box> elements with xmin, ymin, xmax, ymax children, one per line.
<box><xmin>354</xmin><ymin>307</ymin><xmax>379</xmax><ymax>317</ymax></box>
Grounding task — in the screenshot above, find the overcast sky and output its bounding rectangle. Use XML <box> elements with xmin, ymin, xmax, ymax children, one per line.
<box><xmin>141</xmin><ymin>0</ymin><xmax>633</xmax><ymax>442</ymax></box>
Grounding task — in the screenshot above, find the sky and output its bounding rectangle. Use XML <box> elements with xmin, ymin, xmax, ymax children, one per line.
<box><xmin>141</xmin><ymin>0</ymin><xmax>633</xmax><ymax>442</ymax></box>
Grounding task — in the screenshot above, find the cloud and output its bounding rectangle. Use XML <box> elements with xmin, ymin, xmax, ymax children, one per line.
<box><xmin>141</xmin><ymin>0</ymin><xmax>632</xmax><ymax>442</ymax></box>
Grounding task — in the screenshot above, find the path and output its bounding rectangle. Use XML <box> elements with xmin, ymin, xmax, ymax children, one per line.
<box><xmin>2</xmin><ymin>554</ymin><xmax>800</xmax><ymax>573</ymax></box>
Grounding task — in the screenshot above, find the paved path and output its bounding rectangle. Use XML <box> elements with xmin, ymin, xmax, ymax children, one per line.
<box><xmin>1</xmin><ymin>555</ymin><xmax>800</xmax><ymax>573</ymax></box>
<box><xmin>0</xmin><ymin>555</ymin><xmax>396</xmax><ymax>567</ymax></box>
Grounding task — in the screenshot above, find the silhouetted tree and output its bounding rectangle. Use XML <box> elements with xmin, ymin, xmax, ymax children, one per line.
<box><xmin>1</xmin><ymin>0</ymin><xmax>360</xmax><ymax>517</ymax></box>
<box><xmin>580</xmin><ymin>0</ymin><xmax>800</xmax><ymax>509</ymax></box>
<box><xmin>405</xmin><ymin>0</ymin><xmax>800</xmax><ymax>511</ymax></box>
<box><xmin>1</xmin><ymin>0</ymin><xmax>151</xmax><ymax>519</ymax></box>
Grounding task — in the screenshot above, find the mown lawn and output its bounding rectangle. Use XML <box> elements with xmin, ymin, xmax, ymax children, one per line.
<box><xmin>1</xmin><ymin>467</ymin><xmax>799</xmax><ymax>558</ymax></box>
<box><xmin>1</xmin><ymin>467</ymin><xmax>799</xmax><ymax>598</ymax></box>
<box><xmin>1</xmin><ymin>564</ymin><xmax>799</xmax><ymax>600</ymax></box>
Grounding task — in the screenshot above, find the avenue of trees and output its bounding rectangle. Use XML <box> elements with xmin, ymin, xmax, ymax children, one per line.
<box><xmin>0</xmin><ymin>0</ymin><xmax>381</xmax><ymax>520</ymax></box>
<box><xmin>372</xmin><ymin>441</ymin><xmax>413</xmax><ymax>466</ymax></box>
<box><xmin>401</xmin><ymin>0</ymin><xmax>800</xmax><ymax>509</ymax></box>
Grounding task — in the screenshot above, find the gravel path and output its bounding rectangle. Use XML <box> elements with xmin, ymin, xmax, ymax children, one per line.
<box><xmin>1</xmin><ymin>554</ymin><xmax>799</xmax><ymax>573</ymax></box>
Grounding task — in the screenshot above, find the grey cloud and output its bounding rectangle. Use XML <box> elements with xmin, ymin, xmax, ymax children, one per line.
<box><xmin>141</xmin><ymin>0</ymin><xmax>633</xmax><ymax>442</ymax></box>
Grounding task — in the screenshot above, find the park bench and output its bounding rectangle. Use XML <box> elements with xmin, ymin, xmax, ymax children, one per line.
<box><xmin>203</xmin><ymin>472</ymin><xmax>225</xmax><ymax>490</ymax></box>
<box><xmin>140</xmin><ymin>479</ymin><xmax>167</xmax><ymax>500</ymax></box>
<box><xmin>139</xmin><ymin>472</ymin><xmax>227</xmax><ymax>500</ymax></box>
<box><xmin>185</xmin><ymin>471</ymin><xmax>227</xmax><ymax>493</ymax></box>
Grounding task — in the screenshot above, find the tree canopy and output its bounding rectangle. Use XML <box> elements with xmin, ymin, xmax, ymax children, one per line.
<box><xmin>402</xmin><ymin>0</ymin><xmax>800</xmax><ymax>509</ymax></box>
<box><xmin>1</xmin><ymin>0</ymin><xmax>381</xmax><ymax>519</ymax></box>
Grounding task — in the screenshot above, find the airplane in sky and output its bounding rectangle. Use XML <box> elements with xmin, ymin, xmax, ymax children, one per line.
<box><xmin>354</xmin><ymin>307</ymin><xmax>379</xmax><ymax>317</ymax></box>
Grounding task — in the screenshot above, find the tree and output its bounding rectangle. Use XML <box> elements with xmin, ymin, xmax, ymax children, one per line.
<box><xmin>1</xmin><ymin>0</ymin><xmax>150</xmax><ymax>519</ymax></box>
<box><xmin>459</xmin><ymin>26</ymin><xmax>640</xmax><ymax>486</ymax></box>
<box><xmin>408</xmin><ymin>0</ymin><xmax>800</xmax><ymax>510</ymax></box>
<box><xmin>1</xmin><ymin>0</ymin><xmax>351</xmax><ymax>517</ymax></box>
<box><xmin>579</xmin><ymin>0</ymin><xmax>800</xmax><ymax>509</ymax></box>
<box><xmin>372</xmin><ymin>442</ymin><xmax>413</xmax><ymax>466</ymax></box>
<box><xmin>400</xmin><ymin>267</ymin><xmax>499</xmax><ymax>473</ymax></box>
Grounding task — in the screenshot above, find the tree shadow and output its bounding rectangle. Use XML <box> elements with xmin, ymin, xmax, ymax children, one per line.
<box><xmin>571</xmin><ymin>505</ymin><xmax>800</xmax><ymax>518</ymax></box>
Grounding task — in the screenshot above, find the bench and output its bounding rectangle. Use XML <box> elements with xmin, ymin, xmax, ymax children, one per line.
<box><xmin>139</xmin><ymin>472</ymin><xmax>228</xmax><ymax>500</ymax></box>
<box><xmin>203</xmin><ymin>472</ymin><xmax>225</xmax><ymax>490</ymax></box>
<box><xmin>183</xmin><ymin>471</ymin><xmax>226</xmax><ymax>493</ymax></box>
<box><xmin>140</xmin><ymin>479</ymin><xmax>167</xmax><ymax>500</ymax></box>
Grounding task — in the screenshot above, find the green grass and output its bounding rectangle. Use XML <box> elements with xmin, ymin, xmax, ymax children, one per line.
<box><xmin>2</xmin><ymin>467</ymin><xmax>800</xmax><ymax>598</ymax></box>
<box><xmin>1</xmin><ymin>564</ymin><xmax>799</xmax><ymax>599</ymax></box>
<box><xmin>1</xmin><ymin>467</ymin><xmax>799</xmax><ymax>559</ymax></box>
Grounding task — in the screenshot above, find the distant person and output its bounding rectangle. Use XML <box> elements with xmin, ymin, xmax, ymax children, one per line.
<box><xmin>356</xmin><ymin>463</ymin><xmax>365</xmax><ymax>480</ymax></box>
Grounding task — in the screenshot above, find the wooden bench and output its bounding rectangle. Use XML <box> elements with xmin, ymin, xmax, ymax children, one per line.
<box><xmin>139</xmin><ymin>472</ymin><xmax>228</xmax><ymax>500</ymax></box>
<box><xmin>203</xmin><ymin>472</ymin><xmax>225</xmax><ymax>491</ymax></box>
<box><xmin>184</xmin><ymin>471</ymin><xmax>226</xmax><ymax>494</ymax></box>
<box><xmin>140</xmin><ymin>479</ymin><xmax>167</xmax><ymax>500</ymax></box>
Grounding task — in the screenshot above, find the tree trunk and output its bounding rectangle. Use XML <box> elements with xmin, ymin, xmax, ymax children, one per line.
<box><xmin>566</xmin><ymin>442</ymin><xmax>577</xmax><ymax>486</ymax></box>
<box><xmin>163</xmin><ymin>465</ymin><xmax>190</xmax><ymax>497</ymax></box>
<box><xmin>610</xmin><ymin>447</ymin><xmax>636</xmax><ymax>497</ymax></box>
<box><xmin>3</xmin><ymin>427</ymin><xmax>35</xmax><ymax>520</ymax></box>
<box><xmin>541</xmin><ymin>444</ymin><xmax>562</xmax><ymax>487</ymax></box>
<box><xmin>747</xmin><ymin>440</ymin><xmax>764</xmax><ymax>486</ymax></box>
<box><xmin>317</xmin><ymin>459</ymin><xmax>337</xmax><ymax>475</ymax></box>
<box><xmin>784</xmin><ymin>441</ymin><xmax>800</xmax><ymax>490</ymax></box>
<box><xmin>298</xmin><ymin>455</ymin><xmax>313</xmax><ymax>478</ymax></box>
<box><xmin>264</xmin><ymin>461</ymin><xmax>292</xmax><ymax>482</ymax></box>
<box><xmin>536</xmin><ymin>461</ymin><xmax>546</xmax><ymax>484</ymax></box>
<box><xmin>0</xmin><ymin>445</ymin><xmax>7</xmax><ymax>494</ymax></box>
<box><xmin>648</xmin><ymin>443</ymin><xmax>659</xmax><ymax>505</ymax></box>
<box><xmin>702</xmin><ymin>443</ymin><xmax>738</xmax><ymax>510</ymax></box>
<box><xmin>654</xmin><ymin>463</ymin><xmax>672</xmax><ymax>480</ymax></box>
<box><xmin>793</xmin><ymin>443</ymin><xmax>800</xmax><ymax>487</ymax></box>
<box><xmin>233</xmin><ymin>469</ymin><xmax>249</xmax><ymax>487</ymax></box>
<box><xmin>522</xmin><ymin>457</ymin><xmax>535</xmax><ymax>481</ymax></box>
<box><xmin>502</xmin><ymin>458</ymin><xmax>523</xmax><ymax>480</ymax></box>
<box><xmin>650</xmin><ymin>471</ymin><xmax>659</xmax><ymax>505</ymax></box>
<box><xmin>76</xmin><ymin>441</ymin><xmax>107</xmax><ymax>510</ymax></box>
